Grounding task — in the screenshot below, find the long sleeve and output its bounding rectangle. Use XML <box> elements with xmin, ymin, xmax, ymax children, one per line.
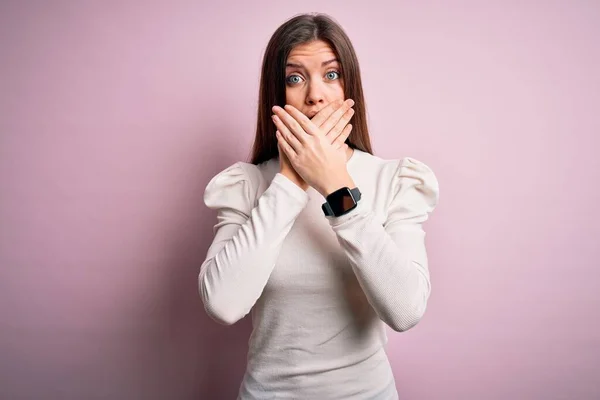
<box><xmin>327</xmin><ymin>157</ymin><xmax>440</xmax><ymax>332</ymax></box>
<box><xmin>199</xmin><ymin>162</ymin><xmax>309</xmax><ymax>325</ymax></box>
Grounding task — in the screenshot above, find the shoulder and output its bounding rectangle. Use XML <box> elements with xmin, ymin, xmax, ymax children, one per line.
<box><xmin>356</xmin><ymin>153</ymin><xmax>439</xmax><ymax>226</ymax></box>
<box><xmin>354</xmin><ymin>150</ymin><xmax>439</xmax><ymax>194</ymax></box>
<box><xmin>203</xmin><ymin>161</ymin><xmax>266</xmax><ymax>213</ymax></box>
<box><xmin>391</xmin><ymin>157</ymin><xmax>439</xmax><ymax>198</ymax></box>
<box><xmin>203</xmin><ymin>157</ymin><xmax>279</xmax><ymax>211</ymax></box>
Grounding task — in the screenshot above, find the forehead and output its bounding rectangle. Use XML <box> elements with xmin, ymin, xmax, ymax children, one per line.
<box><xmin>287</xmin><ymin>40</ymin><xmax>338</xmax><ymax>64</ymax></box>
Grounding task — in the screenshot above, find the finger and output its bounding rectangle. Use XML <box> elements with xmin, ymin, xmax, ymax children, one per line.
<box><xmin>283</xmin><ymin>104</ymin><xmax>320</xmax><ymax>136</ymax></box>
<box><xmin>272</xmin><ymin>106</ymin><xmax>310</xmax><ymax>143</ymax></box>
<box><xmin>323</xmin><ymin>101</ymin><xmax>354</xmax><ymax>138</ymax></box>
<box><xmin>277</xmin><ymin>127</ymin><xmax>302</xmax><ymax>153</ymax></box>
<box><xmin>313</xmin><ymin>99</ymin><xmax>354</xmax><ymax>129</ymax></box>
<box><xmin>326</xmin><ymin>107</ymin><xmax>354</xmax><ymax>140</ymax></box>
<box><xmin>272</xmin><ymin>114</ymin><xmax>304</xmax><ymax>149</ymax></box>
<box><xmin>332</xmin><ymin>124</ymin><xmax>352</xmax><ymax>148</ymax></box>
<box><xmin>335</xmin><ymin>142</ymin><xmax>349</xmax><ymax>151</ymax></box>
<box><xmin>310</xmin><ymin>99</ymin><xmax>344</xmax><ymax>127</ymax></box>
<box><xmin>276</xmin><ymin>130</ymin><xmax>297</xmax><ymax>158</ymax></box>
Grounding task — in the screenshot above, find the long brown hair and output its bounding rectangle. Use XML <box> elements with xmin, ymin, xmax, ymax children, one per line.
<box><xmin>249</xmin><ymin>13</ymin><xmax>373</xmax><ymax>165</ymax></box>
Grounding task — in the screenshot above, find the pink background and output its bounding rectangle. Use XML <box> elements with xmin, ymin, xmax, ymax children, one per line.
<box><xmin>1</xmin><ymin>1</ymin><xmax>599</xmax><ymax>399</ymax></box>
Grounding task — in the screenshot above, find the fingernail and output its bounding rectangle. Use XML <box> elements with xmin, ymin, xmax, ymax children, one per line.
<box><xmin>347</xmin><ymin>99</ymin><xmax>355</xmax><ymax>107</ymax></box>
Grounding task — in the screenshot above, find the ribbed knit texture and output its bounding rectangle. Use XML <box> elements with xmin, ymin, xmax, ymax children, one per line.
<box><xmin>199</xmin><ymin>149</ymin><xmax>439</xmax><ymax>399</ymax></box>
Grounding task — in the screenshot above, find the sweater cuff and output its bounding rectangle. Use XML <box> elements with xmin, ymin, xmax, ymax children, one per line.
<box><xmin>271</xmin><ymin>173</ymin><xmax>310</xmax><ymax>204</ymax></box>
<box><xmin>326</xmin><ymin>199</ymin><xmax>370</xmax><ymax>228</ymax></box>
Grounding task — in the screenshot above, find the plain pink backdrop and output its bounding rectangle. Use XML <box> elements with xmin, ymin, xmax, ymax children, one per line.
<box><xmin>1</xmin><ymin>1</ymin><xmax>598</xmax><ymax>399</ymax></box>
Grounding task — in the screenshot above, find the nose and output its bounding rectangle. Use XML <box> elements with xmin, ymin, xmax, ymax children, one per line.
<box><xmin>305</xmin><ymin>79</ymin><xmax>326</xmax><ymax>106</ymax></box>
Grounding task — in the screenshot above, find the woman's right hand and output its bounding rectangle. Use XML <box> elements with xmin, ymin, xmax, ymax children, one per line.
<box><xmin>278</xmin><ymin>140</ymin><xmax>309</xmax><ymax>190</ymax></box>
<box><xmin>277</xmin><ymin>99</ymin><xmax>355</xmax><ymax>190</ymax></box>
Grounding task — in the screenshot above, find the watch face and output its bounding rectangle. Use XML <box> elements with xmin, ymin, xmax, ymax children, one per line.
<box><xmin>327</xmin><ymin>187</ymin><xmax>357</xmax><ymax>216</ymax></box>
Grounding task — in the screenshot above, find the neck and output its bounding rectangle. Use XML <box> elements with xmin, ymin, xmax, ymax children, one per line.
<box><xmin>346</xmin><ymin>147</ymin><xmax>355</xmax><ymax>161</ymax></box>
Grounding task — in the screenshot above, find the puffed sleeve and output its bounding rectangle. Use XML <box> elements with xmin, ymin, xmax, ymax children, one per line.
<box><xmin>385</xmin><ymin>157</ymin><xmax>440</xmax><ymax>231</ymax></box>
<box><xmin>203</xmin><ymin>162</ymin><xmax>255</xmax><ymax>232</ymax></box>
<box><xmin>199</xmin><ymin>162</ymin><xmax>309</xmax><ymax>326</ymax></box>
<box><xmin>327</xmin><ymin>157</ymin><xmax>439</xmax><ymax>332</ymax></box>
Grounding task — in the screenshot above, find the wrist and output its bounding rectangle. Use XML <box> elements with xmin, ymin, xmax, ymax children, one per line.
<box><xmin>320</xmin><ymin>175</ymin><xmax>356</xmax><ymax>198</ymax></box>
<box><xmin>280</xmin><ymin>169</ymin><xmax>309</xmax><ymax>191</ymax></box>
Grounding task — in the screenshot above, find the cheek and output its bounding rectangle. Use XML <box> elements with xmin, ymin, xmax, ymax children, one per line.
<box><xmin>330</xmin><ymin>81</ymin><xmax>345</xmax><ymax>100</ymax></box>
<box><xmin>284</xmin><ymin>88</ymin><xmax>303</xmax><ymax>108</ymax></box>
<box><xmin>330</xmin><ymin>88</ymin><xmax>345</xmax><ymax>103</ymax></box>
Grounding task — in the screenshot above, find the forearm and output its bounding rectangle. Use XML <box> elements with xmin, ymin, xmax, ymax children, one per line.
<box><xmin>280</xmin><ymin>168</ymin><xmax>309</xmax><ymax>191</ymax></box>
<box><xmin>199</xmin><ymin>173</ymin><xmax>308</xmax><ymax>325</ymax></box>
<box><xmin>329</xmin><ymin>203</ymin><xmax>431</xmax><ymax>332</ymax></box>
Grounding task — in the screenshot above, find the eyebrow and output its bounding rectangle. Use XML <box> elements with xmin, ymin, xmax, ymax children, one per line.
<box><xmin>286</xmin><ymin>58</ymin><xmax>339</xmax><ymax>69</ymax></box>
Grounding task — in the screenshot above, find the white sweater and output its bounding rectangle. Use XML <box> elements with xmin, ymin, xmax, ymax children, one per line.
<box><xmin>199</xmin><ymin>148</ymin><xmax>440</xmax><ymax>399</ymax></box>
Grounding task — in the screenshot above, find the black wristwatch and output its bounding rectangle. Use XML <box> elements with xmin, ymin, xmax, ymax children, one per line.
<box><xmin>322</xmin><ymin>187</ymin><xmax>362</xmax><ymax>217</ymax></box>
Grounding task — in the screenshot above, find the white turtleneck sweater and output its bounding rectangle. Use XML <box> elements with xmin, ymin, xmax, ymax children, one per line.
<box><xmin>199</xmin><ymin>149</ymin><xmax>439</xmax><ymax>399</ymax></box>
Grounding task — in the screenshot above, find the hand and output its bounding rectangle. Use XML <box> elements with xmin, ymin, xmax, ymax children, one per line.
<box><xmin>276</xmin><ymin>99</ymin><xmax>354</xmax><ymax>191</ymax></box>
<box><xmin>310</xmin><ymin>98</ymin><xmax>355</xmax><ymax>149</ymax></box>
<box><xmin>278</xmin><ymin>140</ymin><xmax>309</xmax><ymax>191</ymax></box>
<box><xmin>272</xmin><ymin>100</ymin><xmax>356</xmax><ymax>198</ymax></box>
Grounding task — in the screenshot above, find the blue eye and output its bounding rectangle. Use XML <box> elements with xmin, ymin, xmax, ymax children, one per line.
<box><xmin>286</xmin><ymin>75</ymin><xmax>303</xmax><ymax>85</ymax></box>
<box><xmin>285</xmin><ymin>70</ymin><xmax>341</xmax><ymax>86</ymax></box>
<box><xmin>326</xmin><ymin>71</ymin><xmax>341</xmax><ymax>80</ymax></box>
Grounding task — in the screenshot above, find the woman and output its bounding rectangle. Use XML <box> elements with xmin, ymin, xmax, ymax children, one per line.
<box><xmin>200</xmin><ymin>13</ymin><xmax>439</xmax><ymax>399</ymax></box>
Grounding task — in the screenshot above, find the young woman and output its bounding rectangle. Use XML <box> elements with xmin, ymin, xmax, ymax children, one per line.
<box><xmin>200</xmin><ymin>13</ymin><xmax>440</xmax><ymax>399</ymax></box>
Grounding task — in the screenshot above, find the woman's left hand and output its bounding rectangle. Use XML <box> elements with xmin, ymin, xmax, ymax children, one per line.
<box><xmin>272</xmin><ymin>104</ymin><xmax>356</xmax><ymax>198</ymax></box>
